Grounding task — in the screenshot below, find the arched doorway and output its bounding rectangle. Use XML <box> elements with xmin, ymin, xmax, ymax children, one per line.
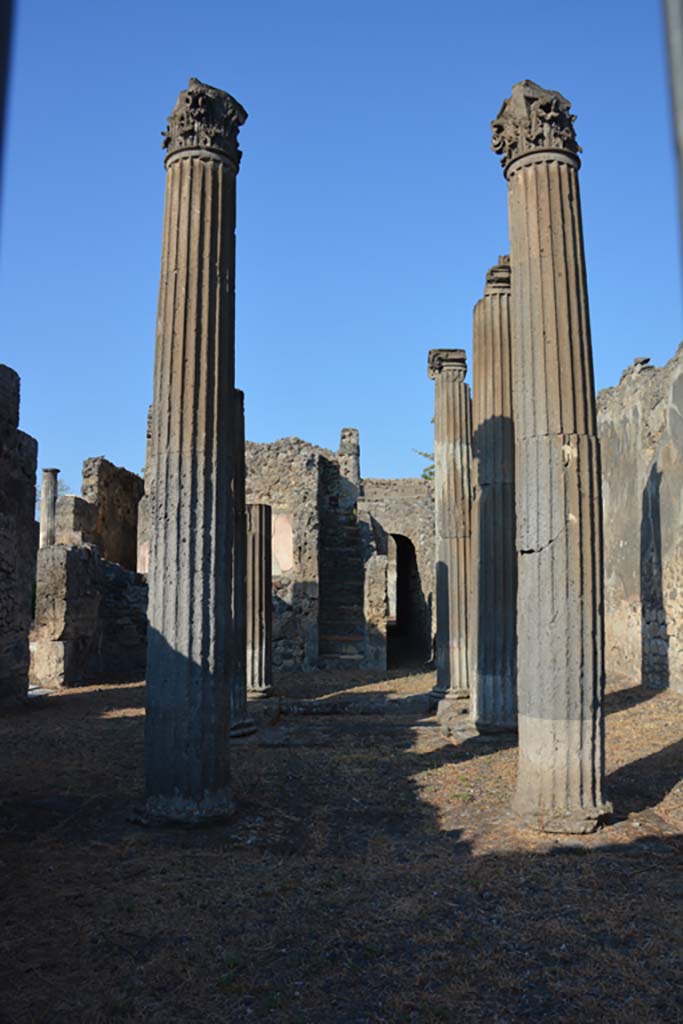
<box><xmin>386</xmin><ymin>533</ymin><xmax>426</xmax><ymax>668</ymax></box>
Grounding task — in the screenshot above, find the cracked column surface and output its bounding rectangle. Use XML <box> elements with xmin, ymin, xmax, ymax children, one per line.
<box><xmin>230</xmin><ymin>389</ymin><xmax>256</xmax><ymax>738</ymax></box>
<box><xmin>492</xmin><ymin>80</ymin><xmax>610</xmax><ymax>832</ymax></box>
<box><xmin>246</xmin><ymin>503</ymin><xmax>273</xmax><ymax>699</ymax></box>
<box><xmin>145</xmin><ymin>78</ymin><xmax>247</xmax><ymax>822</ymax></box>
<box><xmin>39</xmin><ymin>468</ymin><xmax>59</xmax><ymax>548</ymax></box>
<box><xmin>471</xmin><ymin>257</ymin><xmax>517</xmax><ymax>732</ymax></box>
<box><xmin>428</xmin><ymin>349</ymin><xmax>472</xmax><ymax>704</ymax></box>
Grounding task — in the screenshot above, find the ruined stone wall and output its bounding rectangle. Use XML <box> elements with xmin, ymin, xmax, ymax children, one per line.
<box><xmin>30</xmin><ymin>544</ymin><xmax>147</xmax><ymax>688</ymax></box>
<box><xmin>358</xmin><ymin>478</ymin><xmax>435</xmax><ymax>658</ymax></box>
<box><xmin>598</xmin><ymin>347</ymin><xmax>683</xmax><ymax>692</ymax></box>
<box><xmin>0</xmin><ymin>366</ymin><xmax>38</xmax><ymax>699</ymax></box>
<box><xmin>81</xmin><ymin>457</ymin><xmax>143</xmax><ymax>571</ymax></box>
<box><xmin>32</xmin><ymin>456</ymin><xmax>146</xmax><ymax>688</ymax></box>
<box><xmin>245</xmin><ymin>437</ymin><xmax>326</xmax><ymax>671</ymax></box>
<box><xmin>55</xmin><ymin>495</ymin><xmax>98</xmax><ymax>548</ymax></box>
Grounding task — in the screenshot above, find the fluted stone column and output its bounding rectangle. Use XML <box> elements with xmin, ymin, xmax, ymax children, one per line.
<box><xmin>428</xmin><ymin>349</ymin><xmax>472</xmax><ymax>704</ymax></box>
<box><xmin>470</xmin><ymin>257</ymin><xmax>517</xmax><ymax>733</ymax></box>
<box><xmin>492</xmin><ymin>80</ymin><xmax>610</xmax><ymax>832</ymax></box>
<box><xmin>145</xmin><ymin>78</ymin><xmax>247</xmax><ymax>822</ymax></box>
<box><xmin>230</xmin><ymin>389</ymin><xmax>256</xmax><ymax>738</ymax></box>
<box><xmin>246</xmin><ymin>502</ymin><xmax>273</xmax><ymax>698</ymax></box>
<box><xmin>39</xmin><ymin>468</ymin><xmax>59</xmax><ymax>548</ymax></box>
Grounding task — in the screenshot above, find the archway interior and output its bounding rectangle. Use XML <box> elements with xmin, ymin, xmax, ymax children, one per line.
<box><xmin>386</xmin><ymin>533</ymin><xmax>425</xmax><ymax>669</ymax></box>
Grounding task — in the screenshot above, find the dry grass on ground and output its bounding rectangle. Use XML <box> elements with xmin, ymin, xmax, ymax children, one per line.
<box><xmin>2</xmin><ymin>669</ymin><xmax>683</xmax><ymax>1023</ymax></box>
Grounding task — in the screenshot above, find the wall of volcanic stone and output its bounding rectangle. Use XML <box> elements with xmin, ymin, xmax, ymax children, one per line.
<box><xmin>358</xmin><ymin>477</ymin><xmax>435</xmax><ymax>660</ymax></box>
<box><xmin>246</xmin><ymin>437</ymin><xmax>327</xmax><ymax>671</ymax></box>
<box><xmin>598</xmin><ymin>345</ymin><xmax>683</xmax><ymax>693</ymax></box>
<box><xmin>0</xmin><ymin>365</ymin><xmax>38</xmax><ymax>700</ymax></box>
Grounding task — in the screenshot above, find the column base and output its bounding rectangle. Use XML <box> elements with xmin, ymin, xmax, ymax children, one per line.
<box><xmin>472</xmin><ymin>720</ymin><xmax>518</xmax><ymax>736</ymax></box>
<box><xmin>144</xmin><ymin>789</ymin><xmax>235</xmax><ymax>827</ymax></box>
<box><xmin>230</xmin><ymin>718</ymin><xmax>257</xmax><ymax>739</ymax></box>
<box><xmin>512</xmin><ymin>797</ymin><xmax>612</xmax><ymax>835</ymax></box>
<box><xmin>246</xmin><ymin>686</ymin><xmax>273</xmax><ymax>700</ymax></box>
<box><xmin>436</xmin><ymin>692</ymin><xmax>472</xmax><ymax>738</ymax></box>
<box><xmin>437</xmin><ymin>691</ymin><xmax>469</xmax><ymax>710</ymax></box>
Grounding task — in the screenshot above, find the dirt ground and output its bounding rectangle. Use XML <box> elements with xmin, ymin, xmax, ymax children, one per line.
<box><xmin>2</xmin><ymin>668</ymin><xmax>683</xmax><ymax>1023</ymax></box>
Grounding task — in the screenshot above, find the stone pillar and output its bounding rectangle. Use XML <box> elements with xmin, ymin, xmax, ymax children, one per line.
<box><xmin>428</xmin><ymin>349</ymin><xmax>472</xmax><ymax>704</ymax></box>
<box><xmin>145</xmin><ymin>78</ymin><xmax>247</xmax><ymax>822</ymax></box>
<box><xmin>338</xmin><ymin>427</ymin><xmax>362</xmax><ymax>511</ymax></box>
<box><xmin>492</xmin><ymin>80</ymin><xmax>610</xmax><ymax>832</ymax></box>
<box><xmin>136</xmin><ymin>405</ymin><xmax>154</xmax><ymax>575</ymax></box>
<box><xmin>39</xmin><ymin>468</ymin><xmax>60</xmax><ymax>548</ymax></box>
<box><xmin>246</xmin><ymin>502</ymin><xmax>273</xmax><ymax>698</ymax></box>
<box><xmin>0</xmin><ymin>364</ymin><xmax>38</xmax><ymax>700</ymax></box>
<box><xmin>470</xmin><ymin>257</ymin><xmax>517</xmax><ymax>733</ymax></box>
<box><xmin>230</xmin><ymin>390</ymin><xmax>256</xmax><ymax>737</ymax></box>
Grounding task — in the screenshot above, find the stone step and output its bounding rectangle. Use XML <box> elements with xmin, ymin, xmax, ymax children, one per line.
<box><xmin>321</xmin><ymin>567</ymin><xmax>363</xmax><ymax>578</ymax></box>
<box><xmin>320</xmin><ymin>550</ymin><xmax>362</xmax><ymax>562</ymax></box>
<box><xmin>320</xmin><ymin>603</ymin><xmax>362</xmax><ymax>615</ymax></box>
<box><xmin>319</xmin><ymin>632</ymin><xmax>365</xmax><ymax>644</ymax></box>
<box><xmin>319</xmin><ymin>610</ymin><xmax>366</xmax><ymax>626</ymax></box>
<box><xmin>319</xmin><ymin>574</ymin><xmax>364</xmax><ymax>585</ymax></box>
<box><xmin>319</xmin><ymin>640</ymin><xmax>366</xmax><ymax>657</ymax></box>
<box><xmin>318</xmin><ymin>653</ymin><xmax>366</xmax><ymax>669</ymax></box>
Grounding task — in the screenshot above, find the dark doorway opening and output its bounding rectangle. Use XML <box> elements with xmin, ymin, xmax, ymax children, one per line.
<box><xmin>387</xmin><ymin>534</ymin><xmax>426</xmax><ymax>668</ymax></box>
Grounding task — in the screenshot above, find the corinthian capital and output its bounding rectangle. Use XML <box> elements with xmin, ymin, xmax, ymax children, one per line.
<box><xmin>491</xmin><ymin>80</ymin><xmax>580</xmax><ymax>174</ymax></box>
<box><xmin>428</xmin><ymin>348</ymin><xmax>467</xmax><ymax>382</ymax></box>
<box><xmin>163</xmin><ymin>77</ymin><xmax>248</xmax><ymax>167</ymax></box>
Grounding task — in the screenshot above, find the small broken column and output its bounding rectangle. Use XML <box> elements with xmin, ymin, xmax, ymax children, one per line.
<box><xmin>230</xmin><ymin>389</ymin><xmax>256</xmax><ymax>737</ymax></box>
<box><xmin>428</xmin><ymin>349</ymin><xmax>472</xmax><ymax>705</ymax></box>
<box><xmin>39</xmin><ymin>468</ymin><xmax>60</xmax><ymax>548</ymax></box>
<box><xmin>492</xmin><ymin>80</ymin><xmax>610</xmax><ymax>832</ymax></box>
<box><xmin>246</xmin><ymin>502</ymin><xmax>273</xmax><ymax>698</ymax></box>
<box><xmin>145</xmin><ymin>78</ymin><xmax>247</xmax><ymax>821</ymax></box>
<box><xmin>470</xmin><ymin>257</ymin><xmax>517</xmax><ymax>732</ymax></box>
<box><xmin>338</xmin><ymin>428</ymin><xmax>362</xmax><ymax>511</ymax></box>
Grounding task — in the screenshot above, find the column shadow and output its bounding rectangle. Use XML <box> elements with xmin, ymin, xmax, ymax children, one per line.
<box><xmin>640</xmin><ymin>464</ymin><xmax>669</xmax><ymax>690</ymax></box>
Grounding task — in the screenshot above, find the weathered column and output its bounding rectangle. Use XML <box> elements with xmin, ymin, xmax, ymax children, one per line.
<box><xmin>145</xmin><ymin>78</ymin><xmax>247</xmax><ymax>822</ymax></box>
<box><xmin>470</xmin><ymin>257</ymin><xmax>517</xmax><ymax>732</ymax></box>
<box><xmin>338</xmin><ymin>427</ymin><xmax>362</xmax><ymax>511</ymax></box>
<box><xmin>230</xmin><ymin>389</ymin><xmax>256</xmax><ymax>737</ymax></box>
<box><xmin>492</xmin><ymin>80</ymin><xmax>610</xmax><ymax>832</ymax></box>
<box><xmin>428</xmin><ymin>349</ymin><xmax>472</xmax><ymax>706</ymax></box>
<box><xmin>39</xmin><ymin>468</ymin><xmax>59</xmax><ymax>548</ymax></box>
<box><xmin>246</xmin><ymin>502</ymin><xmax>273</xmax><ymax>698</ymax></box>
<box><xmin>136</xmin><ymin>405</ymin><xmax>154</xmax><ymax>574</ymax></box>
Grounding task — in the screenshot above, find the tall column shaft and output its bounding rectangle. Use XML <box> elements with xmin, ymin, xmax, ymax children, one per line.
<box><xmin>471</xmin><ymin>257</ymin><xmax>517</xmax><ymax>732</ymax></box>
<box><xmin>39</xmin><ymin>468</ymin><xmax>59</xmax><ymax>548</ymax></box>
<box><xmin>492</xmin><ymin>80</ymin><xmax>609</xmax><ymax>832</ymax></box>
<box><xmin>246</xmin><ymin>502</ymin><xmax>273</xmax><ymax>698</ymax></box>
<box><xmin>145</xmin><ymin>78</ymin><xmax>247</xmax><ymax>821</ymax></box>
<box><xmin>229</xmin><ymin>390</ymin><xmax>255</xmax><ymax>737</ymax></box>
<box><xmin>428</xmin><ymin>349</ymin><xmax>472</xmax><ymax>700</ymax></box>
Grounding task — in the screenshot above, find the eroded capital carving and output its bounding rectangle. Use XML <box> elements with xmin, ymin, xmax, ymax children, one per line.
<box><xmin>428</xmin><ymin>348</ymin><xmax>467</xmax><ymax>382</ymax></box>
<box><xmin>163</xmin><ymin>77</ymin><xmax>248</xmax><ymax>167</ymax></box>
<box><xmin>491</xmin><ymin>80</ymin><xmax>580</xmax><ymax>174</ymax></box>
<box><xmin>483</xmin><ymin>255</ymin><xmax>511</xmax><ymax>296</ymax></box>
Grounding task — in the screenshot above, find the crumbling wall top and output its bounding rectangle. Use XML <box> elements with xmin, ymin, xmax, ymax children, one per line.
<box><xmin>0</xmin><ymin>364</ymin><xmax>20</xmax><ymax>430</ymax></box>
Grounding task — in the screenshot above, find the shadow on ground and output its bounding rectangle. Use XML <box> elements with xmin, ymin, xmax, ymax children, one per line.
<box><xmin>1</xmin><ymin>670</ymin><xmax>683</xmax><ymax>1023</ymax></box>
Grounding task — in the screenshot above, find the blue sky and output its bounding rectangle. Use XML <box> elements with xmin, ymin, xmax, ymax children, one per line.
<box><xmin>1</xmin><ymin>1</ymin><xmax>679</xmax><ymax>490</ymax></box>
